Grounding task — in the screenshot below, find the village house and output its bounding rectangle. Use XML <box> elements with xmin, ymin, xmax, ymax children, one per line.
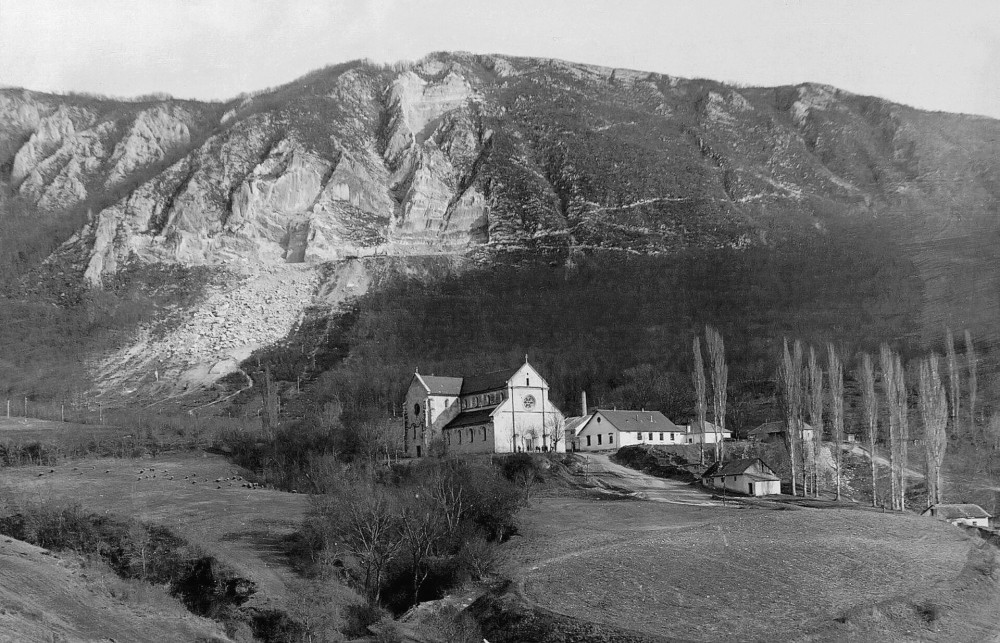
<box><xmin>748</xmin><ymin>420</ymin><xmax>815</xmax><ymax>443</ymax></box>
<box><xmin>701</xmin><ymin>458</ymin><xmax>782</xmax><ymax>496</ymax></box>
<box><xmin>403</xmin><ymin>360</ymin><xmax>565</xmax><ymax>457</ymax></box>
<box><xmin>921</xmin><ymin>504</ymin><xmax>992</xmax><ymax>528</ymax></box>
<box><xmin>567</xmin><ymin>409</ymin><xmax>687</xmax><ymax>452</ymax></box>
<box><xmin>681</xmin><ymin>419</ymin><xmax>732</xmax><ymax>444</ymax></box>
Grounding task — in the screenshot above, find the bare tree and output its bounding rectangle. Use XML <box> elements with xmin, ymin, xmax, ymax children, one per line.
<box><xmin>261</xmin><ymin>366</ymin><xmax>279</xmax><ymax>438</ymax></box>
<box><xmin>945</xmin><ymin>328</ymin><xmax>960</xmax><ymax>438</ymax></box>
<box><xmin>340</xmin><ymin>485</ymin><xmax>403</xmax><ymax>604</ymax></box>
<box><xmin>779</xmin><ymin>338</ymin><xmax>804</xmax><ymax>496</ymax></box>
<box><xmin>859</xmin><ymin>353</ymin><xmax>879</xmax><ymax>508</ymax></box>
<box><xmin>965</xmin><ymin>329</ymin><xmax>978</xmax><ymax>438</ymax></box>
<box><xmin>705</xmin><ymin>326</ymin><xmax>728</xmax><ymax>463</ymax></box>
<box><xmin>827</xmin><ymin>344</ymin><xmax>844</xmax><ymax>501</ymax></box>
<box><xmin>919</xmin><ymin>354</ymin><xmax>949</xmax><ymax>507</ymax></box>
<box><xmin>400</xmin><ymin>493</ymin><xmax>446</xmax><ymax>604</ymax></box>
<box><xmin>544</xmin><ymin>414</ymin><xmax>566</xmax><ymax>452</ymax></box>
<box><xmin>880</xmin><ymin>343</ymin><xmax>899</xmax><ymax>510</ymax></box>
<box><xmin>807</xmin><ymin>346</ymin><xmax>824</xmax><ymax>498</ymax></box>
<box><xmin>692</xmin><ymin>336</ymin><xmax>708</xmax><ymax>466</ymax></box>
<box><xmin>894</xmin><ymin>353</ymin><xmax>909</xmax><ymax>512</ymax></box>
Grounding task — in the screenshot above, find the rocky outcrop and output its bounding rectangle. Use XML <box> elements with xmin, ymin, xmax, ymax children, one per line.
<box><xmin>105</xmin><ymin>105</ymin><xmax>192</xmax><ymax>186</ymax></box>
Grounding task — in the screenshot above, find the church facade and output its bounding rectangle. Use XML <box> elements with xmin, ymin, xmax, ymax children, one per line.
<box><xmin>403</xmin><ymin>361</ymin><xmax>565</xmax><ymax>457</ymax></box>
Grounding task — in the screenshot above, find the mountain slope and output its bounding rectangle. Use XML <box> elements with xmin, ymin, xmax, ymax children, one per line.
<box><xmin>2</xmin><ymin>52</ymin><xmax>999</xmax><ymax>401</ymax></box>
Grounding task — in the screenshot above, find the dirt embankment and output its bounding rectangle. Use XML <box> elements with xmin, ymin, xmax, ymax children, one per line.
<box><xmin>0</xmin><ymin>534</ymin><xmax>230</xmax><ymax>643</ymax></box>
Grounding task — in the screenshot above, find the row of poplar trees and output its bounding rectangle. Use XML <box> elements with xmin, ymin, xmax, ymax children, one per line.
<box><xmin>779</xmin><ymin>328</ymin><xmax>977</xmax><ymax>509</ymax></box>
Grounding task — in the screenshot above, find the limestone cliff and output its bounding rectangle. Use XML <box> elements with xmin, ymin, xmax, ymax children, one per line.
<box><xmin>2</xmin><ymin>53</ymin><xmax>999</xmax><ymax>399</ymax></box>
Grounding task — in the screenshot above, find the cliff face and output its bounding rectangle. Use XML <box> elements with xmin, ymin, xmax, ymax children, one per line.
<box><xmin>4</xmin><ymin>53</ymin><xmax>1000</xmax><ymax>287</ymax></box>
<box><xmin>3</xmin><ymin>53</ymin><xmax>999</xmax><ymax>398</ymax></box>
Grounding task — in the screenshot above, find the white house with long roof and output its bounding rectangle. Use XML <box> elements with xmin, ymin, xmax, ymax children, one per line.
<box><xmin>403</xmin><ymin>360</ymin><xmax>564</xmax><ymax>457</ymax></box>
<box><xmin>568</xmin><ymin>409</ymin><xmax>688</xmax><ymax>451</ymax></box>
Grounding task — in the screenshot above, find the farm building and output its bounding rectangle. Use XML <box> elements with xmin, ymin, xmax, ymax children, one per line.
<box><xmin>701</xmin><ymin>458</ymin><xmax>781</xmax><ymax>496</ymax></box>
<box><xmin>920</xmin><ymin>504</ymin><xmax>991</xmax><ymax>528</ymax></box>
<box><xmin>403</xmin><ymin>360</ymin><xmax>565</xmax><ymax>457</ymax></box>
<box><xmin>568</xmin><ymin>409</ymin><xmax>685</xmax><ymax>451</ymax></box>
<box><xmin>681</xmin><ymin>420</ymin><xmax>732</xmax><ymax>444</ymax></box>
<box><xmin>748</xmin><ymin>420</ymin><xmax>815</xmax><ymax>443</ymax></box>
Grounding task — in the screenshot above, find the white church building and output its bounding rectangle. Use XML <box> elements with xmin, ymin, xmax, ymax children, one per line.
<box><xmin>403</xmin><ymin>361</ymin><xmax>565</xmax><ymax>457</ymax></box>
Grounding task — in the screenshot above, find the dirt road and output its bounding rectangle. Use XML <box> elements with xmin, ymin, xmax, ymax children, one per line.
<box><xmin>577</xmin><ymin>453</ymin><xmax>721</xmax><ymax>506</ymax></box>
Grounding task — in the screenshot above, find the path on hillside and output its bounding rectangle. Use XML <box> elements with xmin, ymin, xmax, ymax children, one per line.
<box><xmin>578</xmin><ymin>453</ymin><xmax>721</xmax><ymax>506</ymax></box>
<box><xmin>845</xmin><ymin>443</ymin><xmax>926</xmax><ymax>479</ymax></box>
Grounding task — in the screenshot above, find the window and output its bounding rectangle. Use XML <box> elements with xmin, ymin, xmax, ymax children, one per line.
<box><xmin>586</xmin><ymin>435</ymin><xmax>592</xmax><ymax>446</ymax></box>
<box><xmin>458</xmin><ymin>431</ymin><xmax>462</xmax><ymax>445</ymax></box>
<box><xmin>637</xmin><ymin>432</ymin><xmax>643</xmax><ymax>440</ymax></box>
<box><xmin>482</xmin><ymin>427</ymin><xmax>487</xmax><ymax>441</ymax></box>
<box><xmin>649</xmin><ymin>432</ymin><xmax>654</xmax><ymax>440</ymax></box>
<box><xmin>659</xmin><ymin>433</ymin><xmax>664</xmax><ymax>441</ymax></box>
<box><xmin>597</xmin><ymin>434</ymin><xmax>603</xmax><ymax>445</ymax></box>
<box><xmin>597</xmin><ymin>416</ymin><xmax>602</xmax><ymax>423</ymax></box>
<box><xmin>526</xmin><ymin>377</ymin><xmax>530</xmax><ymax>386</ymax></box>
<box><xmin>669</xmin><ymin>433</ymin><xmax>676</xmax><ymax>441</ymax></box>
<box><xmin>469</xmin><ymin>428</ymin><xmax>474</xmax><ymax>442</ymax></box>
<box><xmin>609</xmin><ymin>433</ymin><xmax>614</xmax><ymax>444</ymax></box>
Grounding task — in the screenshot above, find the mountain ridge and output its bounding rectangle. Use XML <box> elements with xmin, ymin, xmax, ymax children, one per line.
<box><xmin>1</xmin><ymin>52</ymin><xmax>998</xmax><ymax>402</ymax></box>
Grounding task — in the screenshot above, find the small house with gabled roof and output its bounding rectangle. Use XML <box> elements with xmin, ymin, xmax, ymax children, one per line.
<box><xmin>701</xmin><ymin>458</ymin><xmax>781</xmax><ymax>496</ymax></box>
<box><xmin>403</xmin><ymin>360</ymin><xmax>564</xmax><ymax>457</ymax></box>
<box><xmin>920</xmin><ymin>503</ymin><xmax>991</xmax><ymax>528</ymax></box>
<box><xmin>748</xmin><ymin>421</ymin><xmax>814</xmax><ymax>443</ymax></box>
<box><xmin>682</xmin><ymin>419</ymin><xmax>732</xmax><ymax>444</ymax></box>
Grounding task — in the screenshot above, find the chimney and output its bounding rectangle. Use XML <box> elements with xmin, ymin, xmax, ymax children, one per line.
<box><xmin>581</xmin><ymin>391</ymin><xmax>588</xmax><ymax>416</ymax></box>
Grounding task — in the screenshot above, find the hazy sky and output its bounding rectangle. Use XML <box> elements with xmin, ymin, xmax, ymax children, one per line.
<box><xmin>2</xmin><ymin>0</ymin><xmax>998</xmax><ymax>118</ymax></box>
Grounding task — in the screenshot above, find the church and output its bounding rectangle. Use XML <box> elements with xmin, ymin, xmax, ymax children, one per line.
<box><xmin>403</xmin><ymin>360</ymin><xmax>565</xmax><ymax>457</ymax></box>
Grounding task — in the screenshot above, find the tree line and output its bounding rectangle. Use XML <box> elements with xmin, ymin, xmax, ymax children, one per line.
<box><xmin>772</xmin><ymin>328</ymin><xmax>980</xmax><ymax>508</ymax></box>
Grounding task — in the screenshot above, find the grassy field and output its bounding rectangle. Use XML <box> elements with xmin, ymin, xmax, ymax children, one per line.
<box><xmin>513</xmin><ymin>489</ymin><xmax>1000</xmax><ymax>642</ymax></box>
<box><xmin>0</xmin><ymin>451</ymin><xmax>358</xmax><ymax>617</ymax></box>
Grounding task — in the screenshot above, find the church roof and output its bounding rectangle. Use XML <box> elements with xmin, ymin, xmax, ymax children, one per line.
<box><xmin>597</xmin><ymin>409</ymin><xmax>680</xmax><ymax>433</ymax></box>
<box><xmin>418</xmin><ymin>375</ymin><xmax>463</xmax><ymax>395</ymax></box>
<box><xmin>444</xmin><ymin>408</ymin><xmax>496</xmax><ymax>430</ymax></box>
<box><xmin>460</xmin><ymin>367</ymin><xmax>519</xmax><ymax>395</ymax></box>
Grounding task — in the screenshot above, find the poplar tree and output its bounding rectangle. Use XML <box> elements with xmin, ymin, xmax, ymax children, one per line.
<box><xmin>692</xmin><ymin>336</ymin><xmax>708</xmax><ymax>466</ymax></box>
<box><xmin>706</xmin><ymin>325</ymin><xmax>728</xmax><ymax>463</ymax></box>
<box><xmin>945</xmin><ymin>328</ymin><xmax>960</xmax><ymax>438</ymax></box>
<box><xmin>965</xmin><ymin>330</ymin><xmax>978</xmax><ymax>438</ymax></box>
<box><xmin>780</xmin><ymin>338</ymin><xmax>803</xmax><ymax>496</ymax></box>
<box><xmin>894</xmin><ymin>353</ymin><xmax>909</xmax><ymax>511</ymax></box>
<box><xmin>859</xmin><ymin>353</ymin><xmax>879</xmax><ymax>508</ymax></box>
<box><xmin>827</xmin><ymin>344</ymin><xmax>844</xmax><ymax>501</ymax></box>
<box><xmin>807</xmin><ymin>346</ymin><xmax>824</xmax><ymax>497</ymax></box>
<box><xmin>880</xmin><ymin>344</ymin><xmax>899</xmax><ymax>510</ymax></box>
<box><xmin>919</xmin><ymin>354</ymin><xmax>948</xmax><ymax>507</ymax></box>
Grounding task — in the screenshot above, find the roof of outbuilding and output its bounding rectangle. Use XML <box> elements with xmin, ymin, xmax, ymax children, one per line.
<box><xmin>702</xmin><ymin>458</ymin><xmax>778</xmax><ymax>480</ymax></box>
<box><xmin>418</xmin><ymin>375</ymin><xmax>464</xmax><ymax>395</ymax></box>
<box><xmin>563</xmin><ymin>416</ymin><xmax>589</xmax><ymax>436</ymax></box>
<box><xmin>444</xmin><ymin>408</ymin><xmax>497</xmax><ymax>430</ymax></box>
<box><xmin>748</xmin><ymin>421</ymin><xmax>814</xmax><ymax>436</ymax></box>
<box><xmin>686</xmin><ymin>419</ymin><xmax>731</xmax><ymax>435</ymax></box>
<box><xmin>596</xmin><ymin>409</ymin><xmax>681</xmax><ymax>433</ymax></box>
<box><xmin>921</xmin><ymin>504</ymin><xmax>992</xmax><ymax>520</ymax></box>
<box><xmin>460</xmin><ymin>368</ymin><xmax>520</xmax><ymax>395</ymax></box>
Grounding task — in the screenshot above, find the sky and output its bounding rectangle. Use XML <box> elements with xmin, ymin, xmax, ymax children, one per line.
<box><xmin>1</xmin><ymin>0</ymin><xmax>999</xmax><ymax>118</ymax></box>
